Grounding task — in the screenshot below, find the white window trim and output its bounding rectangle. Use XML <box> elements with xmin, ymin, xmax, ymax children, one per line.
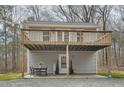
<box><xmin>55</xmin><ymin>32</ymin><xmax>57</xmax><ymax>41</ymax></box>
<box><xmin>58</xmin><ymin>54</ymin><xmax>67</xmax><ymax>74</ymax></box>
<box><xmin>50</xmin><ymin>32</ymin><xmax>57</xmax><ymax>42</ymax></box>
<box><xmin>62</xmin><ymin>32</ymin><xmax>64</xmax><ymax>42</ymax></box>
<box><xmin>69</xmin><ymin>32</ymin><xmax>71</xmax><ymax>42</ymax></box>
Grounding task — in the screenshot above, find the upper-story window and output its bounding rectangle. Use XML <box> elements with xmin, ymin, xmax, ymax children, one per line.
<box><xmin>64</xmin><ymin>32</ymin><xmax>69</xmax><ymax>42</ymax></box>
<box><xmin>77</xmin><ymin>32</ymin><xmax>83</xmax><ymax>42</ymax></box>
<box><xmin>57</xmin><ymin>32</ymin><xmax>62</xmax><ymax>41</ymax></box>
<box><xmin>51</xmin><ymin>32</ymin><xmax>57</xmax><ymax>41</ymax></box>
<box><xmin>43</xmin><ymin>32</ymin><xmax>49</xmax><ymax>41</ymax></box>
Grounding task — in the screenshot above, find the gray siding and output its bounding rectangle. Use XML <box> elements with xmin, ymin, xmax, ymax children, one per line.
<box><xmin>27</xmin><ymin>51</ymin><xmax>97</xmax><ymax>74</ymax></box>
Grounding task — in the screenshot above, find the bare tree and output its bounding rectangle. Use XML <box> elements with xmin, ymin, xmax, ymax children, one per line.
<box><xmin>69</xmin><ymin>5</ymin><xmax>96</xmax><ymax>23</ymax></box>
<box><xmin>0</xmin><ymin>6</ymin><xmax>14</xmax><ymax>73</ymax></box>
<box><xmin>55</xmin><ymin>5</ymin><xmax>97</xmax><ymax>23</ymax></box>
<box><xmin>96</xmin><ymin>5</ymin><xmax>112</xmax><ymax>30</ymax></box>
<box><xmin>110</xmin><ymin>6</ymin><xmax>124</xmax><ymax>69</ymax></box>
<box><xmin>96</xmin><ymin>6</ymin><xmax>113</xmax><ymax>70</ymax></box>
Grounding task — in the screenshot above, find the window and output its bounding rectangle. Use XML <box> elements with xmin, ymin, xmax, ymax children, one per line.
<box><xmin>64</xmin><ymin>32</ymin><xmax>69</xmax><ymax>42</ymax></box>
<box><xmin>51</xmin><ymin>32</ymin><xmax>57</xmax><ymax>41</ymax></box>
<box><xmin>69</xmin><ymin>32</ymin><xmax>77</xmax><ymax>42</ymax></box>
<box><xmin>57</xmin><ymin>32</ymin><xmax>62</xmax><ymax>41</ymax></box>
<box><xmin>61</xmin><ymin>56</ymin><xmax>66</xmax><ymax>68</ymax></box>
<box><xmin>77</xmin><ymin>32</ymin><xmax>83</xmax><ymax>42</ymax></box>
<box><xmin>43</xmin><ymin>32</ymin><xmax>49</xmax><ymax>41</ymax></box>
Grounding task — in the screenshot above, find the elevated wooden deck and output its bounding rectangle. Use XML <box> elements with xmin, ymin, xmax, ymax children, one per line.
<box><xmin>21</xmin><ymin>29</ymin><xmax>112</xmax><ymax>51</ymax></box>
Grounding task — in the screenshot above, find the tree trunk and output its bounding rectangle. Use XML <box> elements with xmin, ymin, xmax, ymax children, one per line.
<box><xmin>4</xmin><ymin>20</ymin><xmax>8</xmax><ymax>73</ymax></box>
<box><xmin>118</xmin><ymin>32</ymin><xmax>121</xmax><ymax>68</ymax></box>
<box><xmin>102</xmin><ymin>49</ymin><xmax>105</xmax><ymax>67</ymax></box>
<box><xmin>113</xmin><ymin>39</ymin><xmax>119</xmax><ymax>69</ymax></box>
<box><xmin>21</xmin><ymin>32</ymin><xmax>25</xmax><ymax>78</ymax></box>
<box><xmin>16</xmin><ymin>35</ymin><xmax>20</xmax><ymax>72</ymax></box>
<box><xmin>12</xmin><ymin>24</ymin><xmax>17</xmax><ymax>72</ymax></box>
<box><xmin>105</xmin><ymin>48</ymin><xmax>108</xmax><ymax>66</ymax></box>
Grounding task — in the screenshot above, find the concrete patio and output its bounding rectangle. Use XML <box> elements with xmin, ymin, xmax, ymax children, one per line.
<box><xmin>24</xmin><ymin>74</ymin><xmax>107</xmax><ymax>79</ymax></box>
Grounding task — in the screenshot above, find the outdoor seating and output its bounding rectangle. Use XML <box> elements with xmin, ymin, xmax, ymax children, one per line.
<box><xmin>30</xmin><ymin>65</ymin><xmax>47</xmax><ymax>76</ymax></box>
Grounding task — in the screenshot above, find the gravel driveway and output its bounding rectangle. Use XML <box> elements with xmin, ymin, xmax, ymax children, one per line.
<box><xmin>0</xmin><ymin>78</ymin><xmax>124</xmax><ymax>87</ymax></box>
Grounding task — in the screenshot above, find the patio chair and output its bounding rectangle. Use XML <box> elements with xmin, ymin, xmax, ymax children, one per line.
<box><xmin>30</xmin><ymin>66</ymin><xmax>34</xmax><ymax>75</ymax></box>
<box><xmin>40</xmin><ymin>67</ymin><xmax>47</xmax><ymax>76</ymax></box>
<box><xmin>33</xmin><ymin>65</ymin><xmax>48</xmax><ymax>76</ymax></box>
<box><xmin>34</xmin><ymin>67</ymin><xmax>42</xmax><ymax>76</ymax></box>
<box><xmin>40</xmin><ymin>65</ymin><xmax>47</xmax><ymax>76</ymax></box>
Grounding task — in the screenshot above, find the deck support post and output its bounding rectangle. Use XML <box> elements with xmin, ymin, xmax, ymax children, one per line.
<box><xmin>27</xmin><ymin>50</ymin><xmax>30</xmax><ymax>73</ymax></box>
<box><xmin>108</xmin><ymin>46</ymin><xmax>112</xmax><ymax>78</ymax></box>
<box><xmin>66</xmin><ymin>45</ymin><xmax>69</xmax><ymax>75</ymax></box>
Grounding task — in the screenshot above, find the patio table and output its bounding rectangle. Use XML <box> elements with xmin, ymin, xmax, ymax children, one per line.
<box><xmin>33</xmin><ymin>67</ymin><xmax>47</xmax><ymax>76</ymax></box>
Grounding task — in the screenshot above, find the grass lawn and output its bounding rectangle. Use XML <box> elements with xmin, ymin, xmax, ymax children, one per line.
<box><xmin>98</xmin><ymin>71</ymin><xmax>124</xmax><ymax>78</ymax></box>
<box><xmin>0</xmin><ymin>73</ymin><xmax>22</xmax><ymax>80</ymax></box>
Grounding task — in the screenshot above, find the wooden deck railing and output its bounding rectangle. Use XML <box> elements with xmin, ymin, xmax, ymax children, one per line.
<box><xmin>94</xmin><ymin>33</ymin><xmax>112</xmax><ymax>45</ymax></box>
<box><xmin>21</xmin><ymin>30</ymin><xmax>112</xmax><ymax>46</ymax></box>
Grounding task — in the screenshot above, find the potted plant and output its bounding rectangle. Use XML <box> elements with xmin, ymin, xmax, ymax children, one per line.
<box><xmin>55</xmin><ymin>60</ymin><xmax>59</xmax><ymax>75</ymax></box>
<box><xmin>69</xmin><ymin>60</ymin><xmax>74</xmax><ymax>74</ymax></box>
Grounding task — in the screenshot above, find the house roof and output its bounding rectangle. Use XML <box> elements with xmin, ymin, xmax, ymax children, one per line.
<box><xmin>23</xmin><ymin>21</ymin><xmax>100</xmax><ymax>29</ymax></box>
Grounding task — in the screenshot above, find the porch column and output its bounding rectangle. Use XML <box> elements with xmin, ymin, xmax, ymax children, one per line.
<box><xmin>27</xmin><ymin>50</ymin><xmax>30</xmax><ymax>73</ymax></box>
<box><xmin>66</xmin><ymin>45</ymin><xmax>69</xmax><ymax>75</ymax></box>
<box><xmin>108</xmin><ymin>46</ymin><xmax>112</xmax><ymax>77</ymax></box>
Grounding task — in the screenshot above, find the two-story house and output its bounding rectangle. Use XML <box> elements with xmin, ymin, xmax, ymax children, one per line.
<box><xmin>21</xmin><ymin>22</ymin><xmax>112</xmax><ymax>75</ymax></box>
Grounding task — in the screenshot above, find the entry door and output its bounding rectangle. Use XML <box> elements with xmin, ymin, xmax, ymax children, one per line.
<box><xmin>59</xmin><ymin>54</ymin><xmax>67</xmax><ymax>74</ymax></box>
